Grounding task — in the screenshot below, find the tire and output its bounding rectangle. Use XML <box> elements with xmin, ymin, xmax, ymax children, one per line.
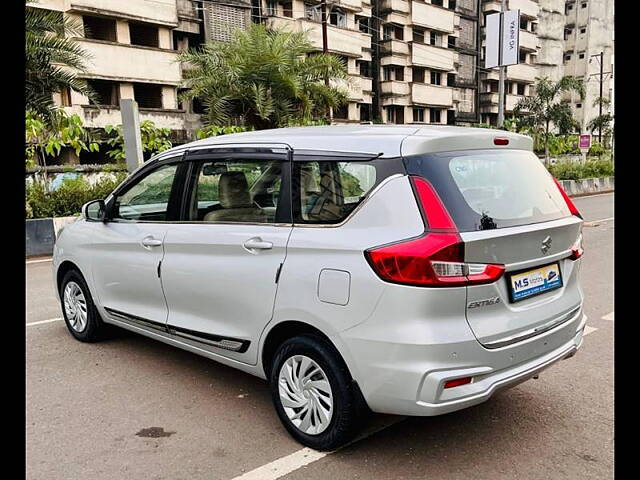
<box><xmin>59</xmin><ymin>269</ymin><xmax>108</xmax><ymax>343</ymax></box>
<box><xmin>269</xmin><ymin>335</ymin><xmax>362</xmax><ymax>450</ymax></box>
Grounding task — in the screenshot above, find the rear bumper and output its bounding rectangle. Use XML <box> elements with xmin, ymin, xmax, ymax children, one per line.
<box><xmin>339</xmin><ymin>308</ymin><xmax>586</xmax><ymax>417</ymax></box>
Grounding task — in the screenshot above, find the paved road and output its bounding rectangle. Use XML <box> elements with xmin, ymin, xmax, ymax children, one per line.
<box><xmin>26</xmin><ymin>193</ymin><xmax>614</xmax><ymax>480</ymax></box>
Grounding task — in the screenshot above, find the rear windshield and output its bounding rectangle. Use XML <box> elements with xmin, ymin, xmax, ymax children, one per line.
<box><xmin>404</xmin><ymin>149</ymin><xmax>571</xmax><ymax>231</ymax></box>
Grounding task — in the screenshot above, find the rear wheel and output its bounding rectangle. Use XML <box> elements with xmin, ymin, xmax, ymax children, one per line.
<box><xmin>269</xmin><ymin>335</ymin><xmax>361</xmax><ymax>450</ymax></box>
<box><xmin>60</xmin><ymin>269</ymin><xmax>108</xmax><ymax>342</ymax></box>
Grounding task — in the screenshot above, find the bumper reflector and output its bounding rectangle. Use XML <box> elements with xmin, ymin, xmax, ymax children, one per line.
<box><xmin>444</xmin><ymin>377</ymin><xmax>473</xmax><ymax>389</ymax></box>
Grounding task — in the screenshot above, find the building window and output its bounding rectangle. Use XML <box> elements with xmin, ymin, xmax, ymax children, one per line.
<box><xmin>449</xmin><ymin>0</ymin><xmax>457</xmax><ymax>10</ymax></box>
<box><xmin>329</xmin><ymin>7</ymin><xmax>346</xmax><ymax>27</ymax></box>
<box><xmin>83</xmin><ymin>15</ymin><xmax>116</xmax><ymax>42</ymax></box>
<box><xmin>333</xmin><ymin>103</ymin><xmax>348</xmax><ymax>119</ymax></box>
<box><xmin>447</xmin><ymin>36</ymin><xmax>456</xmax><ymax>48</ymax></box>
<box><xmin>395</xmin><ymin>66</ymin><xmax>404</xmax><ymax>81</ymax></box>
<box><xmin>357</xmin><ymin>16</ymin><xmax>370</xmax><ymax>34</ymax></box>
<box><xmin>359</xmin><ymin>103</ymin><xmax>372</xmax><ymax>122</ymax></box>
<box><xmin>576</xmin><ymin>103</ymin><xmax>582</xmax><ymax>108</ymax></box>
<box><xmin>305</xmin><ymin>3</ymin><xmax>321</xmax><ymax>22</ymax></box>
<box><xmin>59</xmin><ymin>87</ymin><xmax>72</xmax><ymax>107</ymax></box>
<box><xmin>580</xmin><ymin>27</ymin><xmax>586</xmax><ymax>34</ymax></box>
<box><xmin>357</xmin><ymin>60</ymin><xmax>371</xmax><ymax>78</ymax></box>
<box><xmin>266</xmin><ymin>0</ymin><xmax>277</xmax><ymax>16</ymax></box>
<box><xmin>565</xmin><ymin>54</ymin><xmax>572</xmax><ymax>62</ymax></box>
<box><xmin>413</xmin><ymin>108</ymin><xmax>425</xmax><ymax>123</ymax></box>
<box><xmin>564</xmin><ymin>28</ymin><xmax>572</xmax><ymax>40</ymax></box>
<box><xmin>386</xmin><ymin>106</ymin><xmax>404</xmax><ymax>124</ymax></box>
<box><xmin>581</xmin><ymin>2</ymin><xmax>587</xmax><ymax>8</ymax></box>
<box><xmin>129</xmin><ymin>22</ymin><xmax>159</xmax><ymax>48</ymax></box>
<box><xmin>431</xmin><ymin>0</ymin><xmax>444</xmax><ymax>6</ymax></box>
<box><xmin>87</xmin><ymin>80</ymin><xmax>119</xmax><ymax>106</ymax></box>
<box><xmin>447</xmin><ymin>72</ymin><xmax>455</xmax><ymax>87</ymax></box>
<box><xmin>413</xmin><ymin>67</ymin><xmax>425</xmax><ymax>83</ymax></box>
<box><xmin>430</xmin><ymin>31</ymin><xmax>440</xmax><ymax>46</ymax></box>
<box><xmin>383</xmin><ymin>66</ymin><xmax>392</xmax><ymax>81</ymax></box>
<box><xmin>430</xmin><ymin>109</ymin><xmax>442</xmax><ymax>123</ymax></box>
<box><xmin>519</xmin><ymin>50</ymin><xmax>527</xmax><ymax>63</ymax></box>
<box><xmin>517</xmin><ymin>83</ymin><xmax>525</xmax><ymax>95</ymax></box>
<box><xmin>413</xmin><ymin>28</ymin><xmax>425</xmax><ymax>43</ymax></box>
<box><xmin>520</xmin><ymin>17</ymin><xmax>528</xmax><ymax>30</ymax></box>
<box><xmin>566</xmin><ymin>3</ymin><xmax>574</xmax><ymax>12</ymax></box>
<box><xmin>134</xmin><ymin>83</ymin><xmax>163</xmax><ymax>109</ymax></box>
<box><xmin>531</xmin><ymin>23</ymin><xmax>537</xmax><ymax>33</ymax></box>
<box><xmin>579</xmin><ymin>52</ymin><xmax>585</xmax><ymax>59</ymax></box>
<box><xmin>282</xmin><ymin>2</ymin><xmax>293</xmax><ymax>18</ymax></box>
<box><xmin>430</xmin><ymin>71</ymin><xmax>442</xmax><ymax>85</ymax></box>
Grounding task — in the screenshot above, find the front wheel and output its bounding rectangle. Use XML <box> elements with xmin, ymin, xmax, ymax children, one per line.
<box><xmin>60</xmin><ymin>269</ymin><xmax>108</xmax><ymax>342</ymax></box>
<box><xmin>269</xmin><ymin>335</ymin><xmax>362</xmax><ymax>450</ymax></box>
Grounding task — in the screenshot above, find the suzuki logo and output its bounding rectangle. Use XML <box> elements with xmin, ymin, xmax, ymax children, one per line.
<box><xmin>541</xmin><ymin>235</ymin><xmax>552</xmax><ymax>254</ymax></box>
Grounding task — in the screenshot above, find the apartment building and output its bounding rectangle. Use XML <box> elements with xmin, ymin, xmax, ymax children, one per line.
<box><xmin>261</xmin><ymin>0</ymin><xmax>374</xmax><ymax>123</ymax></box>
<box><xmin>559</xmin><ymin>0</ymin><xmax>613</xmax><ymax>132</ymax></box>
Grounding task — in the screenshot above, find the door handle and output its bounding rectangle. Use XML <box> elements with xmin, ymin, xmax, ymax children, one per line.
<box><xmin>141</xmin><ymin>236</ymin><xmax>163</xmax><ymax>248</ymax></box>
<box><xmin>243</xmin><ymin>237</ymin><xmax>273</xmax><ymax>252</ymax></box>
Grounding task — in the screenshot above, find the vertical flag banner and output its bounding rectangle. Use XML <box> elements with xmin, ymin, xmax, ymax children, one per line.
<box><xmin>501</xmin><ymin>9</ymin><xmax>520</xmax><ymax>66</ymax></box>
<box><xmin>485</xmin><ymin>13</ymin><xmax>501</xmax><ymax>69</ymax></box>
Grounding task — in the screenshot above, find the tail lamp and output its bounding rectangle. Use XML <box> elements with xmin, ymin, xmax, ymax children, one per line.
<box><xmin>364</xmin><ymin>177</ymin><xmax>505</xmax><ymax>288</ymax></box>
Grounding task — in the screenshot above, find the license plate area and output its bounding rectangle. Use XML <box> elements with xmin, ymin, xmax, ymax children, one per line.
<box><xmin>507</xmin><ymin>262</ymin><xmax>563</xmax><ymax>303</ymax></box>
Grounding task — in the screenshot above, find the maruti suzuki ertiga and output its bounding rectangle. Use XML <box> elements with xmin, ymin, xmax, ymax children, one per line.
<box><xmin>53</xmin><ymin>125</ymin><xmax>585</xmax><ymax>450</ymax></box>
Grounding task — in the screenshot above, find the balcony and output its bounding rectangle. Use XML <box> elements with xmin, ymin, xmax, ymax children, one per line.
<box><xmin>519</xmin><ymin>29</ymin><xmax>538</xmax><ymax>51</ymax></box>
<box><xmin>507</xmin><ymin>63</ymin><xmax>537</xmax><ymax>82</ymax></box>
<box><xmin>506</xmin><ymin>94</ymin><xmax>525</xmax><ymax>111</ymax></box>
<box><xmin>71</xmin><ymin>105</ymin><xmax>187</xmax><ymax>130</ymax></box>
<box><xmin>335</xmin><ymin>0</ymin><xmax>365</xmax><ymax>11</ymax></box>
<box><xmin>412</xmin><ymin>84</ymin><xmax>453</xmax><ymax>107</ymax></box>
<box><xmin>482</xmin><ymin>1</ymin><xmax>501</xmax><ymax>14</ymax></box>
<box><xmin>69</xmin><ymin>0</ymin><xmax>178</xmax><ymax>26</ymax></box>
<box><xmin>267</xmin><ymin>17</ymin><xmax>370</xmax><ymax>57</ymax></box>
<box><xmin>381</xmin><ymin>0</ymin><xmax>410</xmax><ymax>13</ymax></box>
<box><xmin>411</xmin><ymin>1</ymin><xmax>455</xmax><ymax>33</ymax></box>
<box><xmin>411</xmin><ymin>43</ymin><xmax>456</xmax><ymax>71</ymax></box>
<box><xmin>508</xmin><ymin>0</ymin><xmax>540</xmax><ymax>18</ymax></box>
<box><xmin>381</xmin><ymin>39</ymin><xmax>410</xmax><ymax>56</ymax></box>
<box><xmin>332</xmin><ymin>75</ymin><xmax>367</xmax><ymax>101</ymax></box>
<box><xmin>381</xmin><ymin>81</ymin><xmax>410</xmax><ymax>97</ymax></box>
<box><xmin>77</xmin><ymin>39</ymin><xmax>182</xmax><ymax>84</ymax></box>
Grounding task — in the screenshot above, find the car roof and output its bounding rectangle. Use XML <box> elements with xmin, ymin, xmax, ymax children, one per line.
<box><xmin>152</xmin><ymin>125</ymin><xmax>534</xmax><ymax>161</ymax></box>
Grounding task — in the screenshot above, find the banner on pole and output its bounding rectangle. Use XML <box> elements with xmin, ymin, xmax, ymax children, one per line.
<box><xmin>485</xmin><ymin>10</ymin><xmax>520</xmax><ymax>69</ymax></box>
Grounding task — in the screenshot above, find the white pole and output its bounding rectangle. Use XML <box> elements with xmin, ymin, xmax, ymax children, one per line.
<box><xmin>119</xmin><ymin>98</ymin><xmax>144</xmax><ymax>173</ymax></box>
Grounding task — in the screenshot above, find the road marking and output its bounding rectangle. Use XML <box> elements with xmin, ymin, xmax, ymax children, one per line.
<box><xmin>583</xmin><ymin>326</ymin><xmax>598</xmax><ymax>336</ymax></box>
<box><xmin>584</xmin><ymin>216</ymin><xmax>614</xmax><ymax>227</ymax></box>
<box><xmin>229</xmin><ymin>416</ymin><xmax>405</xmax><ymax>480</ymax></box>
<box><xmin>26</xmin><ymin>317</ymin><xmax>63</xmax><ymax>327</ymax></box>
<box><xmin>573</xmin><ymin>192</ymin><xmax>614</xmax><ymax>200</ymax></box>
<box><xmin>602</xmin><ymin>312</ymin><xmax>614</xmax><ymax>321</ymax></box>
<box><xmin>26</xmin><ymin>258</ymin><xmax>53</xmax><ymax>265</ymax></box>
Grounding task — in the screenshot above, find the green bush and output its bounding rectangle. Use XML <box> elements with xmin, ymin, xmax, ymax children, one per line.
<box><xmin>26</xmin><ymin>173</ymin><xmax>127</xmax><ymax>219</ymax></box>
<box><xmin>548</xmin><ymin>159</ymin><xmax>614</xmax><ymax>181</ymax></box>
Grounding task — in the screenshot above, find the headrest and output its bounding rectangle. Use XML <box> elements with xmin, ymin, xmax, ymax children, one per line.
<box><xmin>218</xmin><ymin>171</ymin><xmax>251</xmax><ymax>208</ymax></box>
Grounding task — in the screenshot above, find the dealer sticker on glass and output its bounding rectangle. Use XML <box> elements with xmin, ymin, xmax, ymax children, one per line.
<box><xmin>509</xmin><ymin>263</ymin><xmax>563</xmax><ymax>302</ymax></box>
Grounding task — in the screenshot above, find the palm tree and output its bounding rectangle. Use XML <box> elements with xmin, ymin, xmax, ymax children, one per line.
<box><xmin>25</xmin><ymin>1</ymin><xmax>95</xmax><ymax>121</ymax></box>
<box><xmin>179</xmin><ymin>24</ymin><xmax>350</xmax><ymax>129</ymax></box>
<box><xmin>587</xmin><ymin>97</ymin><xmax>613</xmax><ymax>146</ymax></box>
<box><xmin>513</xmin><ymin>76</ymin><xmax>584</xmax><ymax>164</ymax></box>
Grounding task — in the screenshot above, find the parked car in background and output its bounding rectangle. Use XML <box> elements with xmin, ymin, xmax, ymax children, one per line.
<box><xmin>53</xmin><ymin>125</ymin><xmax>586</xmax><ymax>449</ymax></box>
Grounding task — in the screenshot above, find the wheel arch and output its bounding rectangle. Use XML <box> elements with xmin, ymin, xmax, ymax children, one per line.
<box><xmin>55</xmin><ymin>260</ymin><xmax>85</xmax><ymax>296</ymax></box>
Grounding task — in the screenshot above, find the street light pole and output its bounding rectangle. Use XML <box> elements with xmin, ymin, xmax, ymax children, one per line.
<box><xmin>497</xmin><ymin>0</ymin><xmax>507</xmax><ymax>128</ymax></box>
<box><xmin>598</xmin><ymin>51</ymin><xmax>604</xmax><ymax>143</ymax></box>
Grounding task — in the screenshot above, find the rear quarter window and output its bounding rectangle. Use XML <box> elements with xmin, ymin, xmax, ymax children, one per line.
<box><xmin>404</xmin><ymin>149</ymin><xmax>571</xmax><ymax>231</ymax></box>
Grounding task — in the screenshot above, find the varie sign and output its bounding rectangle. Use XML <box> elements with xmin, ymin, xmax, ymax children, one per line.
<box><xmin>485</xmin><ymin>10</ymin><xmax>521</xmax><ymax>68</ymax></box>
<box><xmin>579</xmin><ymin>134</ymin><xmax>591</xmax><ymax>150</ymax></box>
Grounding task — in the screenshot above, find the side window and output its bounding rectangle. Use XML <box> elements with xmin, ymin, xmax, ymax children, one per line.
<box><xmin>293</xmin><ymin>161</ymin><xmax>376</xmax><ymax>224</ymax></box>
<box><xmin>112</xmin><ymin>163</ymin><xmax>179</xmax><ymax>221</ymax></box>
<box><xmin>187</xmin><ymin>159</ymin><xmax>284</xmax><ymax>223</ymax></box>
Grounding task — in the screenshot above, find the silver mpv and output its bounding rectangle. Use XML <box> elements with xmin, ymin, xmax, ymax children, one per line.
<box><xmin>54</xmin><ymin>126</ymin><xmax>585</xmax><ymax>450</ymax></box>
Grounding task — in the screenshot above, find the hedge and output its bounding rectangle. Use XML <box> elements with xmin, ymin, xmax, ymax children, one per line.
<box><xmin>547</xmin><ymin>159</ymin><xmax>614</xmax><ymax>181</ymax></box>
<box><xmin>26</xmin><ymin>173</ymin><xmax>127</xmax><ymax>219</ymax></box>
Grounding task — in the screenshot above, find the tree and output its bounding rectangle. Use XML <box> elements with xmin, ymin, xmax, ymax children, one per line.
<box><xmin>513</xmin><ymin>77</ymin><xmax>584</xmax><ymax>165</ymax></box>
<box><xmin>26</xmin><ymin>109</ymin><xmax>100</xmax><ymax>170</ymax></box>
<box><xmin>25</xmin><ymin>1</ymin><xmax>95</xmax><ymax>121</ymax></box>
<box><xmin>587</xmin><ymin>97</ymin><xmax>613</xmax><ymax>147</ymax></box>
<box><xmin>104</xmin><ymin>121</ymin><xmax>173</xmax><ymax>162</ymax></box>
<box><xmin>178</xmin><ymin>23</ymin><xmax>350</xmax><ymax>129</ymax></box>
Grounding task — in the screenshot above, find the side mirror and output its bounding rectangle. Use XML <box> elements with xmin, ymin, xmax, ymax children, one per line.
<box><xmin>82</xmin><ymin>199</ymin><xmax>106</xmax><ymax>222</ymax></box>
